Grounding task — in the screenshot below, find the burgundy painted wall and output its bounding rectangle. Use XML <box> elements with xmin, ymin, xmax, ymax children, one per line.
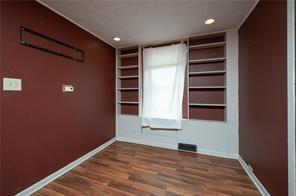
<box><xmin>239</xmin><ymin>1</ymin><xmax>287</xmax><ymax>195</ymax></box>
<box><xmin>0</xmin><ymin>1</ymin><xmax>115</xmax><ymax>195</ymax></box>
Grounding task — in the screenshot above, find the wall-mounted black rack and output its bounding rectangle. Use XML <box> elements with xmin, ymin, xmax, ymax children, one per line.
<box><xmin>20</xmin><ymin>26</ymin><xmax>84</xmax><ymax>62</ymax></box>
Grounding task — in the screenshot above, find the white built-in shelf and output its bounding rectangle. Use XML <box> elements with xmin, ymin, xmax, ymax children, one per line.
<box><xmin>118</xmin><ymin>75</ymin><xmax>139</xmax><ymax>79</ymax></box>
<box><xmin>189</xmin><ymin>42</ymin><xmax>226</xmax><ymax>50</ymax></box>
<box><xmin>118</xmin><ymin>101</ymin><xmax>139</xmax><ymax>105</ymax></box>
<box><xmin>189</xmin><ymin>86</ymin><xmax>226</xmax><ymax>90</ymax></box>
<box><xmin>189</xmin><ymin>70</ymin><xmax>226</xmax><ymax>76</ymax></box>
<box><xmin>118</xmin><ymin>53</ymin><xmax>138</xmax><ymax>58</ymax></box>
<box><xmin>189</xmin><ymin>103</ymin><xmax>226</xmax><ymax>107</ymax></box>
<box><xmin>118</xmin><ymin>65</ymin><xmax>138</xmax><ymax>70</ymax></box>
<box><xmin>189</xmin><ymin>57</ymin><xmax>226</xmax><ymax>64</ymax></box>
<box><xmin>118</xmin><ymin>88</ymin><xmax>138</xmax><ymax>91</ymax></box>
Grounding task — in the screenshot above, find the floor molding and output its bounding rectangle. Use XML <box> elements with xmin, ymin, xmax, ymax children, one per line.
<box><xmin>116</xmin><ymin>136</ymin><xmax>238</xmax><ymax>159</ymax></box>
<box><xmin>117</xmin><ymin>136</ymin><xmax>177</xmax><ymax>150</ymax></box>
<box><xmin>197</xmin><ymin>148</ymin><xmax>238</xmax><ymax>160</ymax></box>
<box><xmin>16</xmin><ymin>137</ymin><xmax>116</xmax><ymax>196</ymax></box>
<box><xmin>238</xmin><ymin>155</ymin><xmax>270</xmax><ymax>196</ymax></box>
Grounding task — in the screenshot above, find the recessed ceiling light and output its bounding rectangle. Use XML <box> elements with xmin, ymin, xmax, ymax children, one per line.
<box><xmin>113</xmin><ymin>37</ymin><xmax>120</xmax><ymax>41</ymax></box>
<box><xmin>205</xmin><ymin>18</ymin><xmax>215</xmax><ymax>25</ymax></box>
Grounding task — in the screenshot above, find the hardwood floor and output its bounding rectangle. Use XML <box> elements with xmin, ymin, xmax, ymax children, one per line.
<box><xmin>34</xmin><ymin>141</ymin><xmax>260</xmax><ymax>196</ymax></box>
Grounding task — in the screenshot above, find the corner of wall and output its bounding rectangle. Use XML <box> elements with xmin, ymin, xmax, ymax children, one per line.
<box><xmin>35</xmin><ymin>0</ymin><xmax>116</xmax><ymax>48</ymax></box>
<box><xmin>238</xmin><ymin>156</ymin><xmax>270</xmax><ymax>196</ymax></box>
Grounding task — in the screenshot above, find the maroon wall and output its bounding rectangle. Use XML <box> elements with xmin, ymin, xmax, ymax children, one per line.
<box><xmin>0</xmin><ymin>1</ymin><xmax>115</xmax><ymax>195</ymax></box>
<box><xmin>239</xmin><ymin>1</ymin><xmax>287</xmax><ymax>195</ymax></box>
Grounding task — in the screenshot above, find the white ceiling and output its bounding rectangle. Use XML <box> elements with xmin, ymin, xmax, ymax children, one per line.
<box><xmin>39</xmin><ymin>0</ymin><xmax>257</xmax><ymax>48</ymax></box>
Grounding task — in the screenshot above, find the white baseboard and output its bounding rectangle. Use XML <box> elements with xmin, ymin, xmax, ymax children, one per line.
<box><xmin>16</xmin><ymin>137</ymin><xmax>116</xmax><ymax>196</ymax></box>
<box><xmin>117</xmin><ymin>136</ymin><xmax>177</xmax><ymax>150</ymax></box>
<box><xmin>197</xmin><ymin>148</ymin><xmax>238</xmax><ymax>159</ymax></box>
<box><xmin>116</xmin><ymin>136</ymin><xmax>238</xmax><ymax>159</ymax></box>
<box><xmin>238</xmin><ymin>155</ymin><xmax>270</xmax><ymax>196</ymax></box>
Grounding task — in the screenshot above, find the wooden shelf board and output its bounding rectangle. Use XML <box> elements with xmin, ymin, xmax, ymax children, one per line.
<box><xmin>189</xmin><ymin>57</ymin><xmax>226</xmax><ymax>64</ymax></box>
<box><xmin>189</xmin><ymin>70</ymin><xmax>226</xmax><ymax>76</ymax></box>
<box><xmin>189</xmin><ymin>41</ymin><xmax>226</xmax><ymax>50</ymax></box>
<box><xmin>189</xmin><ymin>103</ymin><xmax>226</xmax><ymax>107</ymax></box>
<box><xmin>118</xmin><ymin>53</ymin><xmax>138</xmax><ymax>58</ymax></box>
<box><xmin>118</xmin><ymin>75</ymin><xmax>139</xmax><ymax>79</ymax></box>
<box><xmin>189</xmin><ymin>86</ymin><xmax>226</xmax><ymax>90</ymax></box>
<box><xmin>118</xmin><ymin>88</ymin><xmax>139</xmax><ymax>91</ymax></box>
<box><xmin>188</xmin><ymin>118</ymin><xmax>226</xmax><ymax>122</ymax></box>
<box><xmin>118</xmin><ymin>65</ymin><xmax>138</xmax><ymax>70</ymax></box>
<box><xmin>118</xmin><ymin>101</ymin><xmax>139</xmax><ymax>105</ymax></box>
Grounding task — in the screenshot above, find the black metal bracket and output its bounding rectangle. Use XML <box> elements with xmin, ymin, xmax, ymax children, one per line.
<box><xmin>20</xmin><ymin>26</ymin><xmax>84</xmax><ymax>63</ymax></box>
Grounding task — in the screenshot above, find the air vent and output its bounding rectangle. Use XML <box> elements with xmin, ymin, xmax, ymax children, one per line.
<box><xmin>178</xmin><ymin>143</ymin><xmax>197</xmax><ymax>152</ymax></box>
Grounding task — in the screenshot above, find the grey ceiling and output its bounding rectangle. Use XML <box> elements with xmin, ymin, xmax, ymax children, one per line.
<box><xmin>39</xmin><ymin>0</ymin><xmax>257</xmax><ymax>48</ymax></box>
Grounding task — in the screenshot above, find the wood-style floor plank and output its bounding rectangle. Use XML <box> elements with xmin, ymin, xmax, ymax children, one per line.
<box><xmin>34</xmin><ymin>141</ymin><xmax>260</xmax><ymax>195</ymax></box>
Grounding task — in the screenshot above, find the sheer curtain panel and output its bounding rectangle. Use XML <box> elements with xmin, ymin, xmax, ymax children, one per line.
<box><xmin>141</xmin><ymin>43</ymin><xmax>187</xmax><ymax>129</ymax></box>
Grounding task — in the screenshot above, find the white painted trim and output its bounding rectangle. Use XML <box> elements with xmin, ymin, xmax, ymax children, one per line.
<box><xmin>16</xmin><ymin>138</ymin><xmax>116</xmax><ymax>196</ymax></box>
<box><xmin>117</xmin><ymin>136</ymin><xmax>177</xmax><ymax>150</ymax></box>
<box><xmin>287</xmin><ymin>0</ymin><xmax>295</xmax><ymax>195</ymax></box>
<box><xmin>188</xmin><ymin>29</ymin><xmax>236</xmax><ymax>38</ymax></box>
<box><xmin>237</xmin><ymin>0</ymin><xmax>259</xmax><ymax>30</ymax></box>
<box><xmin>186</xmin><ymin>36</ymin><xmax>190</xmax><ymax>119</ymax></box>
<box><xmin>197</xmin><ymin>148</ymin><xmax>237</xmax><ymax>160</ymax></box>
<box><xmin>138</xmin><ymin>45</ymin><xmax>143</xmax><ymax>116</ymax></box>
<box><xmin>35</xmin><ymin>0</ymin><xmax>115</xmax><ymax>48</ymax></box>
<box><xmin>118</xmin><ymin>29</ymin><xmax>237</xmax><ymax>49</ymax></box>
<box><xmin>238</xmin><ymin>156</ymin><xmax>270</xmax><ymax>196</ymax></box>
<box><xmin>140</xmin><ymin>37</ymin><xmax>187</xmax><ymax>48</ymax></box>
<box><xmin>115</xmin><ymin>49</ymin><xmax>119</xmax><ymax>125</ymax></box>
<box><xmin>116</xmin><ymin>136</ymin><xmax>238</xmax><ymax>160</ymax></box>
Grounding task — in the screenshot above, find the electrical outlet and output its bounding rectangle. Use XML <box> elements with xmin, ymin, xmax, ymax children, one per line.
<box><xmin>62</xmin><ymin>84</ymin><xmax>74</xmax><ymax>93</ymax></box>
<box><xmin>3</xmin><ymin>78</ymin><xmax>22</xmax><ymax>91</ymax></box>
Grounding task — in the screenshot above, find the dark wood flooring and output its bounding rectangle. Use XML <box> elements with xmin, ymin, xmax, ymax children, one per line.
<box><xmin>34</xmin><ymin>141</ymin><xmax>260</xmax><ymax>195</ymax></box>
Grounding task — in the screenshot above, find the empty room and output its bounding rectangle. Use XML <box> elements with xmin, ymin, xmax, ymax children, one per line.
<box><xmin>0</xmin><ymin>0</ymin><xmax>295</xmax><ymax>195</ymax></box>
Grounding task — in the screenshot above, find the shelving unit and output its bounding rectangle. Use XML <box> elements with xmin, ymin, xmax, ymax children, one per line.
<box><xmin>118</xmin><ymin>53</ymin><xmax>138</xmax><ymax>58</ymax></box>
<box><xmin>189</xmin><ymin>41</ymin><xmax>226</xmax><ymax>50</ymax></box>
<box><xmin>189</xmin><ymin>103</ymin><xmax>226</xmax><ymax>107</ymax></box>
<box><xmin>189</xmin><ymin>70</ymin><xmax>226</xmax><ymax>76</ymax></box>
<box><xmin>118</xmin><ymin>65</ymin><xmax>138</xmax><ymax>70</ymax></box>
<box><xmin>116</xmin><ymin>46</ymin><xmax>140</xmax><ymax>115</ymax></box>
<box><xmin>118</xmin><ymin>75</ymin><xmax>139</xmax><ymax>79</ymax></box>
<box><xmin>188</xmin><ymin>33</ymin><xmax>227</xmax><ymax>121</ymax></box>
<box><xmin>189</xmin><ymin>86</ymin><xmax>226</xmax><ymax>89</ymax></box>
<box><xmin>118</xmin><ymin>88</ymin><xmax>139</xmax><ymax>91</ymax></box>
<box><xmin>116</xmin><ymin>32</ymin><xmax>227</xmax><ymax>120</ymax></box>
<box><xmin>118</xmin><ymin>101</ymin><xmax>139</xmax><ymax>104</ymax></box>
<box><xmin>189</xmin><ymin>57</ymin><xmax>226</xmax><ymax>64</ymax></box>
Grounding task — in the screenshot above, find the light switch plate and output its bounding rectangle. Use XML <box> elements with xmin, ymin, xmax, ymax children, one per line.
<box><xmin>3</xmin><ymin>78</ymin><xmax>22</xmax><ymax>91</ymax></box>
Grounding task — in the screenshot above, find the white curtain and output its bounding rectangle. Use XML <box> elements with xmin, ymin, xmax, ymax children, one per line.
<box><xmin>141</xmin><ymin>43</ymin><xmax>187</xmax><ymax>130</ymax></box>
